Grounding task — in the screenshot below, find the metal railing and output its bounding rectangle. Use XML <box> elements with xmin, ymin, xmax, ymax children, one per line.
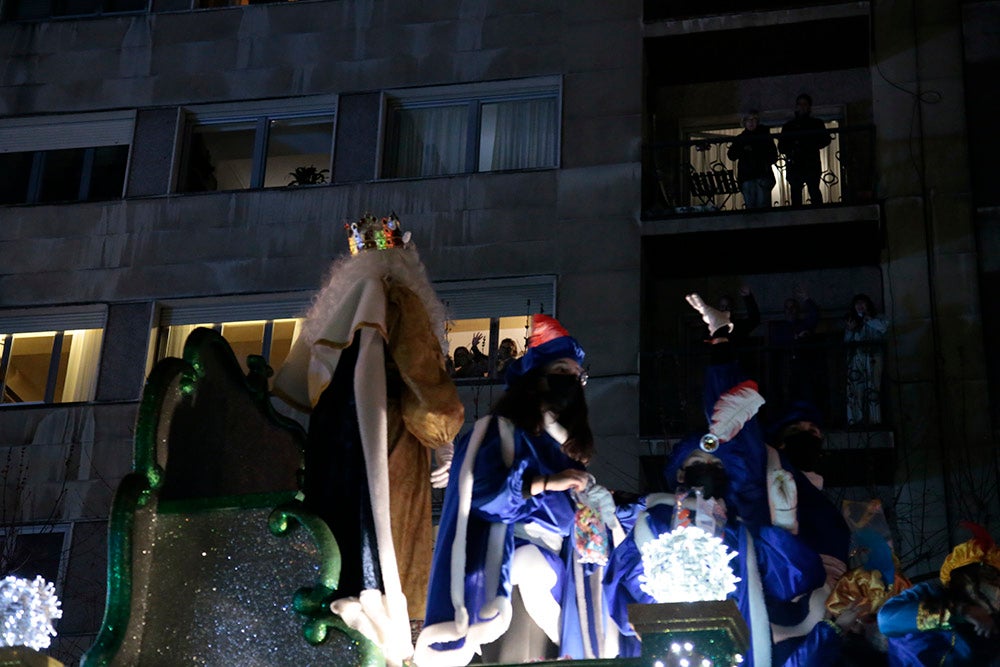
<box><xmin>640</xmin><ymin>332</ymin><xmax>890</xmax><ymax>438</ymax></box>
<box><xmin>643</xmin><ymin>124</ymin><xmax>876</xmax><ymax>216</ymax></box>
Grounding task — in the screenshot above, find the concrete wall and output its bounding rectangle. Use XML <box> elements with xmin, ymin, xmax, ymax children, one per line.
<box><xmin>0</xmin><ymin>4</ymin><xmax>644</xmax><ymax>658</ymax></box>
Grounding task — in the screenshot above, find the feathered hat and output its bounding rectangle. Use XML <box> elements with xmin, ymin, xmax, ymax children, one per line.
<box><xmin>940</xmin><ymin>521</ymin><xmax>1000</xmax><ymax>584</ymax></box>
<box><xmin>503</xmin><ymin>314</ymin><xmax>585</xmax><ymax>388</ymax></box>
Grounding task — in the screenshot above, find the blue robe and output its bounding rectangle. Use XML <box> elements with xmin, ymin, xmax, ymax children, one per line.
<box><xmin>878</xmin><ymin>580</ymin><xmax>1000</xmax><ymax>666</ymax></box>
<box><xmin>604</xmin><ymin>499</ymin><xmax>825</xmax><ymax>665</ymax></box>
<box><xmin>415</xmin><ymin>415</ymin><xmax>617</xmax><ymax>665</ymax></box>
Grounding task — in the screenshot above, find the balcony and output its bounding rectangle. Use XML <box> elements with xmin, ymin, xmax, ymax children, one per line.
<box><xmin>643</xmin><ymin>124</ymin><xmax>876</xmax><ymax>220</ymax></box>
<box><xmin>641</xmin><ymin>331</ymin><xmax>890</xmax><ymax>438</ymax></box>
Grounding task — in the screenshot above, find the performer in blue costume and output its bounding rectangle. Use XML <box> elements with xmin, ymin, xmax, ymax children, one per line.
<box><xmin>604</xmin><ymin>294</ymin><xmax>827</xmax><ymax>666</ymax></box>
<box><xmin>414</xmin><ymin>314</ymin><xmax>623</xmax><ymax>666</ymax></box>
<box><xmin>878</xmin><ymin>522</ymin><xmax>1000</xmax><ymax>666</ymax></box>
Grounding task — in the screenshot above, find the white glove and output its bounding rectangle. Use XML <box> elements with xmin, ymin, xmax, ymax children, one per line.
<box><xmin>430</xmin><ymin>442</ymin><xmax>454</xmax><ymax>489</ymax></box>
<box><xmin>685</xmin><ymin>293</ymin><xmax>733</xmax><ymax>336</ymax></box>
<box><xmin>768</xmin><ymin>468</ymin><xmax>799</xmax><ymax>534</ymax></box>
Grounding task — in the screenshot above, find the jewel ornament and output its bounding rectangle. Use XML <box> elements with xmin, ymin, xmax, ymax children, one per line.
<box><xmin>1</xmin><ymin>575</ymin><xmax>63</xmax><ymax>651</ymax></box>
<box><xmin>638</xmin><ymin>525</ymin><xmax>740</xmax><ymax>604</ymax></box>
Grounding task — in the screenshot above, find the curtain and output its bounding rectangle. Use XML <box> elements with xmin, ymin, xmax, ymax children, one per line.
<box><xmin>62</xmin><ymin>328</ymin><xmax>104</xmax><ymax>402</ymax></box>
<box><xmin>389</xmin><ymin>105</ymin><xmax>468</xmax><ymax>178</ymax></box>
<box><xmin>482</xmin><ymin>97</ymin><xmax>558</xmax><ymax>171</ymax></box>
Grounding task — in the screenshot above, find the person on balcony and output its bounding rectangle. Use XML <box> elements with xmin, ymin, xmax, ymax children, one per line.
<box><xmin>727</xmin><ymin>110</ymin><xmax>779</xmax><ymax>209</ymax></box>
<box><xmin>844</xmin><ymin>293</ymin><xmax>888</xmax><ymax>426</ymax></box>
<box><xmin>778</xmin><ymin>94</ymin><xmax>832</xmax><ymax>206</ymax></box>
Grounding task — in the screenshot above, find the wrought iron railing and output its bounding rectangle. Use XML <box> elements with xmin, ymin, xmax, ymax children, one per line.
<box><xmin>643</xmin><ymin>124</ymin><xmax>876</xmax><ymax>216</ymax></box>
<box><xmin>640</xmin><ymin>332</ymin><xmax>890</xmax><ymax>438</ymax></box>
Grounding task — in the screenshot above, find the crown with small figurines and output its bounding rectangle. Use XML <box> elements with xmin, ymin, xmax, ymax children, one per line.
<box><xmin>345</xmin><ymin>212</ymin><xmax>410</xmax><ymax>255</ymax></box>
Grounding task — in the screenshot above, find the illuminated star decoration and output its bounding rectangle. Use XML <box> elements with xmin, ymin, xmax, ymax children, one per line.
<box><xmin>1</xmin><ymin>575</ymin><xmax>63</xmax><ymax>651</ymax></box>
<box><xmin>639</xmin><ymin>525</ymin><xmax>740</xmax><ymax>603</ymax></box>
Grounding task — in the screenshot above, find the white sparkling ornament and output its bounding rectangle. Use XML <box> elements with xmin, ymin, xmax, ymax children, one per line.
<box><xmin>638</xmin><ymin>525</ymin><xmax>740</xmax><ymax>603</ymax></box>
<box><xmin>1</xmin><ymin>575</ymin><xmax>63</xmax><ymax>651</ymax></box>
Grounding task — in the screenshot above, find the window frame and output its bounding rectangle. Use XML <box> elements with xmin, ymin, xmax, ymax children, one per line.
<box><xmin>436</xmin><ymin>275</ymin><xmax>557</xmax><ymax>384</ymax></box>
<box><xmin>0</xmin><ymin>306</ymin><xmax>107</xmax><ymax>406</ymax></box>
<box><xmin>175</xmin><ymin>96</ymin><xmax>338</xmax><ymax>193</ymax></box>
<box><xmin>0</xmin><ymin>111</ymin><xmax>135</xmax><ymax>206</ymax></box>
<box><xmin>149</xmin><ymin>292</ymin><xmax>315</xmax><ymax>375</ymax></box>
<box><xmin>378</xmin><ymin>76</ymin><xmax>562</xmax><ymax>180</ymax></box>
<box><xmin>2</xmin><ymin>0</ymin><xmax>148</xmax><ymax>22</ymax></box>
<box><xmin>0</xmin><ymin>523</ymin><xmax>73</xmax><ymax>597</ymax></box>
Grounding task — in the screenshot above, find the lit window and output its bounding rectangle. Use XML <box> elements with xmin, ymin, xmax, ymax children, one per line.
<box><xmin>3</xmin><ymin>0</ymin><xmax>146</xmax><ymax>20</ymax></box>
<box><xmin>0</xmin><ymin>308</ymin><xmax>105</xmax><ymax>405</ymax></box>
<box><xmin>0</xmin><ymin>112</ymin><xmax>133</xmax><ymax>205</ymax></box>
<box><xmin>151</xmin><ymin>294</ymin><xmax>313</xmax><ymax>383</ymax></box>
<box><xmin>382</xmin><ymin>78</ymin><xmax>560</xmax><ymax>179</ymax></box>
<box><xmin>684</xmin><ymin>116</ymin><xmax>841</xmax><ymax>210</ymax></box>
<box><xmin>177</xmin><ymin>99</ymin><xmax>336</xmax><ymax>193</ymax></box>
<box><xmin>436</xmin><ymin>276</ymin><xmax>556</xmax><ymax>383</ymax></box>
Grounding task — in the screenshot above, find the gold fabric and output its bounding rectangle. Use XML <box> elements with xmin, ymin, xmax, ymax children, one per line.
<box><xmin>915</xmin><ymin>600</ymin><xmax>952</xmax><ymax>631</ymax></box>
<box><xmin>826</xmin><ymin>567</ymin><xmax>912</xmax><ymax>617</ymax></box>
<box><xmin>384</xmin><ymin>282</ymin><xmax>465</xmax><ymax>619</ymax></box>
<box><xmin>939</xmin><ymin>539</ymin><xmax>1000</xmax><ymax>584</ymax></box>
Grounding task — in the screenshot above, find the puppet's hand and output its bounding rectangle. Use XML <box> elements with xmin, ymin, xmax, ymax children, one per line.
<box><xmin>768</xmin><ymin>468</ymin><xmax>799</xmax><ymax>534</ymax></box>
<box><xmin>685</xmin><ymin>293</ymin><xmax>733</xmax><ymax>336</ymax></box>
<box><xmin>430</xmin><ymin>442</ymin><xmax>454</xmax><ymax>489</ymax></box>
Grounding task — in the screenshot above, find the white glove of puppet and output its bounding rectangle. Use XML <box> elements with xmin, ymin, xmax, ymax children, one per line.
<box><xmin>685</xmin><ymin>292</ymin><xmax>734</xmax><ymax>336</ymax></box>
<box><xmin>430</xmin><ymin>442</ymin><xmax>454</xmax><ymax>489</ymax></box>
<box><xmin>768</xmin><ymin>467</ymin><xmax>799</xmax><ymax>534</ymax></box>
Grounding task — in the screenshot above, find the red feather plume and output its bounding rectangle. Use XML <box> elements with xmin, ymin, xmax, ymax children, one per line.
<box><xmin>960</xmin><ymin>520</ymin><xmax>996</xmax><ymax>551</ymax></box>
<box><xmin>527</xmin><ymin>314</ymin><xmax>570</xmax><ymax>348</ymax></box>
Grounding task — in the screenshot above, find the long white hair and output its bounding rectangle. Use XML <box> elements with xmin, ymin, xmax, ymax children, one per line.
<box><xmin>301</xmin><ymin>242</ymin><xmax>449</xmax><ymax>352</ymax></box>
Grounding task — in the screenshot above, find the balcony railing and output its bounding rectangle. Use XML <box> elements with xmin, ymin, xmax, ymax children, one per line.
<box><xmin>640</xmin><ymin>332</ymin><xmax>890</xmax><ymax>439</ymax></box>
<box><xmin>643</xmin><ymin>124</ymin><xmax>876</xmax><ymax>217</ymax></box>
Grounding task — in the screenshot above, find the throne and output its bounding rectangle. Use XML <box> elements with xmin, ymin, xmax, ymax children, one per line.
<box><xmin>81</xmin><ymin>328</ymin><xmax>380</xmax><ymax>666</ymax></box>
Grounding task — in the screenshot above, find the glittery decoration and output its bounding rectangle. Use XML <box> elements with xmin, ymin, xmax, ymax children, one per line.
<box><xmin>629</xmin><ymin>599</ymin><xmax>749</xmax><ymax>667</ymax></box>
<box><xmin>143</xmin><ymin>509</ymin><xmax>363</xmax><ymax>665</ymax></box>
<box><xmin>82</xmin><ymin>329</ymin><xmax>381</xmax><ymax>666</ymax></box>
<box><xmin>1</xmin><ymin>575</ymin><xmax>62</xmax><ymax>651</ymax></box>
<box><xmin>639</xmin><ymin>526</ymin><xmax>740</xmax><ymax>603</ymax></box>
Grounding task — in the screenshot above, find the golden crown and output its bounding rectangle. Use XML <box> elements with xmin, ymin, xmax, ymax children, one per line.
<box><xmin>345</xmin><ymin>212</ymin><xmax>409</xmax><ymax>255</ymax></box>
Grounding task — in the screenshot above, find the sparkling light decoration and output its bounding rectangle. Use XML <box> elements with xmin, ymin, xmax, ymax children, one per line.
<box><xmin>639</xmin><ymin>525</ymin><xmax>740</xmax><ymax>603</ymax></box>
<box><xmin>1</xmin><ymin>575</ymin><xmax>63</xmax><ymax>650</ymax></box>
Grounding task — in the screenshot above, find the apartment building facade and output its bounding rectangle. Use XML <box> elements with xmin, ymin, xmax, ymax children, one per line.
<box><xmin>0</xmin><ymin>0</ymin><xmax>996</xmax><ymax>661</ymax></box>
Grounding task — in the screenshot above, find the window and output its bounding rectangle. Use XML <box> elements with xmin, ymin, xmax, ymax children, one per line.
<box><xmin>683</xmin><ymin>112</ymin><xmax>842</xmax><ymax>210</ymax></box>
<box><xmin>381</xmin><ymin>77</ymin><xmax>561</xmax><ymax>179</ymax></box>
<box><xmin>0</xmin><ymin>307</ymin><xmax>105</xmax><ymax>405</ymax></box>
<box><xmin>0</xmin><ymin>525</ymin><xmax>71</xmax><ymax>594</ymax></box>
<box><xmin>3</xmin><ymin>0</ymin><xmax>146</xmax><ymax>20</ymax></box>
<box><xmin>177</xmin><ymin>98</ymin><xmax>336</xmax><ymax>193</ymax></box>
<box><xmin>151</xmin><ymin>294</ymin><xmax>314</xmax><ymax>381</ymax></box>
<box><xmin>436</xmin><ymin>276</ymin><xmax>556</xmax><ymax>383</ymax></box>
<box><xmin>0</xmin><ymin>112</ymin><xmax>133</xmax><ymax>205</ymax></box>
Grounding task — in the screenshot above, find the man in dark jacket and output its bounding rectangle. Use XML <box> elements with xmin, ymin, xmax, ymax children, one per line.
<box><xmin>728</xmin><ymin>110</ymin><xmax>778</xmax><ymax>209</ymax></box>
<box><xmin>778</xmin><ymin>94</ymin><xmax>832</xmax><ymax>206</ymax></box>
